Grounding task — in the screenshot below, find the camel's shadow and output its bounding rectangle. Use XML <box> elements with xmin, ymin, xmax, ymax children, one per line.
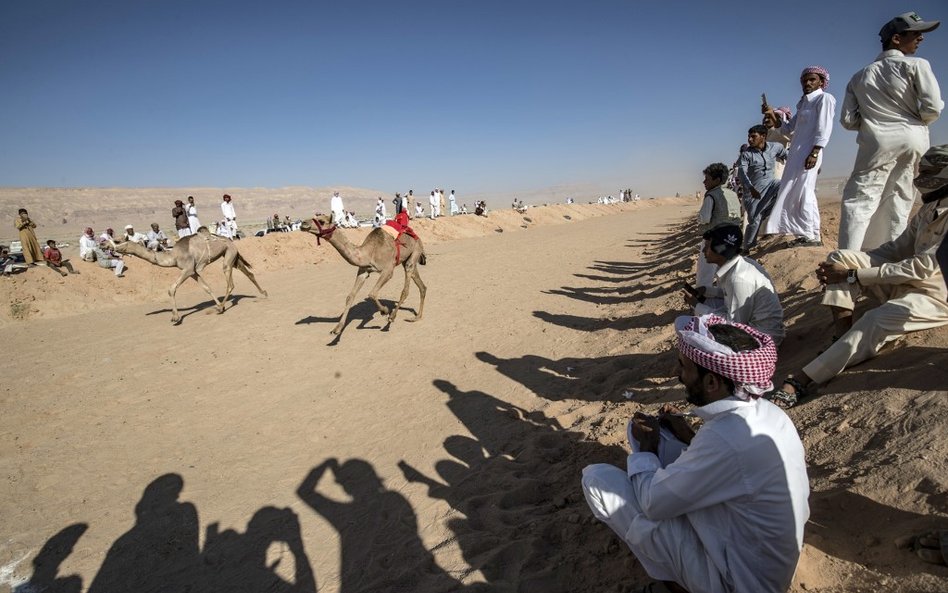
<box><xmin>296</xmin><ymin>299</ymin><xmax>419</xmax><ymax>344</ymax></box>
<box><xmin>145</xmin><ymin>294</ymin><xmax>254</xmax><ymax>323</ymax></box>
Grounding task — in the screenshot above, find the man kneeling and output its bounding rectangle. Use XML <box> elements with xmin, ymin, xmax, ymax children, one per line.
<box><xmin>582</xmin><ymin>315</ymin><xmax>809</xmax><ymax>593</ymax></box>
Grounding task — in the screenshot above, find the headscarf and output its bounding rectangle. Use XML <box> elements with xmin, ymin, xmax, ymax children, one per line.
<box><xmin>774</xmin><ymin>106</ymin><xmax>792</xmax><ymax>119</ymax></box>
<box><xmin>675</xmin><ymin>315</ymin><xmax>777</xmax><ymax>400</ymax></box>
<box><xmin>801</xmin><ymin>66</ymin><xmax>830</xmax><ymax>89</ymax></box>
<box><xmin>914</xmin><ymin>144</ymin><xmax>948</xmax><ymax>196</ymax></box>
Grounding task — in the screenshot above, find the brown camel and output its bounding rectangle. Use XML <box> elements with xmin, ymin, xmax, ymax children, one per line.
<box><xmin>301</xmin><ymin>214</ymin><xmax>426</xmax><ymax>334</ymax></box>
<box><xmin>113</xmin><ymin>230</ymin><xmax>267</xmax><ymax>324</ymax></box>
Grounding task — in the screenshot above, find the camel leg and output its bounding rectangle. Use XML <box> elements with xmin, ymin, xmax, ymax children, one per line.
<box><xmin>191</xmin><ymin>270</ymin><xmax>225</xmax><ymax>314</ymax></box>
<box><xmin>388</xmin><ymin>264</ymin><xmax>414</xmax><ymax>325</ymax></box>
<box><xmin>168</xmin><ymin>266</ymin><xmax>198</xmax><ymax>324</ymax></box>
<box><xmin>236</xmin><ymin>258</ymin><xmax>268</xmax><ymax>298</ymax></box>
<box><xmin>406</xmin><ymin>262</ymin><xmax>426</xmax><ymax>322</ymax></box>
<box><xmin>217</xmin><ymin>258</ymin><xmax>236</xmax><ymax>313</ymax></box>
<box><xmin>332</xmin><ymin>269</ymin><xmax>371</xmax><ymax>335</ymax></box>
<box><xmin>366</xmin><ymin>267</ymin><xmax>395</xmax><ymax>318</ymax></box>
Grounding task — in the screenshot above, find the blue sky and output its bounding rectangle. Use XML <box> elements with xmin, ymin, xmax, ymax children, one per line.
<box><xmin>1</xmin><ymin>0</ymin><xmax>946</xmax><ymax>197</ymax></box>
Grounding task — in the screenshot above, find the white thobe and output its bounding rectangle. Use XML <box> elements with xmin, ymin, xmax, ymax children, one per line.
<box><xmin>449</xmin><ymin>193</ymin><xmax>458</xmax><ymax>215</ymax></box>
<box><xmin>220</xmin><ymin>201</ymin><xmax>238</xmax><ymax>236</ymax></box>
<box><xmin>330</xmin><ymin>195</ymin><xmax>345</xmax><ymax>225</ymax></box>
<box><xmin>429</xmin><ymin>194</ymin><xmax>438</xmax><ymax>218</ymax></box>
<box><xmin>79</xmin><ymin>235</ymin><xmax>98</xmax><ymax>261</ymax></box>
<box><xmin>764</xmin><ymin>89</ymin><xmax>835</xmax><ymax>241</ymax></box>
<box><xmin>706</xmin><ymin>256</ymin><xmax>785</xmax><ymax>344</ymax></box>
<box><xmin>839</xmin><ymin>50</ymin><xmax>943</xmax><ymax>251</ymax></box>
<box><xmin>803</xmin><ymin>197</ymin><xmax>948</xmax><ymax>384</ymax></box>
<box><xmin>582</xmin><ymin>396</ymin><xmax>809</xmax><ymax>593</ymax></box>
<box><xmin>187</xmin><ymin>204</ymin><xmax>201</xmax><ymax>233</ymax></box>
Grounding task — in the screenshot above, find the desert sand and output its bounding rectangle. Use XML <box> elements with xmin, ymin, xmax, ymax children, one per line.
<box><xmin>1</xmin><ymin>196</ymin><xmax>946</xmax><ymax>593</ymax></box>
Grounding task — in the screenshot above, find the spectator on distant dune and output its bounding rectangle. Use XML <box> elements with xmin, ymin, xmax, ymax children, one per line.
<box><xmin>173</xmin><ymin>200</ymin><xmax>191</xmax><ymax>239</ymax></box>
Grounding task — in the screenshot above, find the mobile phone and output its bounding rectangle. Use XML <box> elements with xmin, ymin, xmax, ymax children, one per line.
<box><xmin>761</xmin><ymin>92</ymin><xmax>768</xmax><ymax>108</ymax></box>
<box><xmin>682</xmin><ymin>281</ymin><xmax>699</xmax><ymax>296</ymax></box>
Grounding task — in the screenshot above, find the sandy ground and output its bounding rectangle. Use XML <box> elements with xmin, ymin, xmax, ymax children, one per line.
<box><xmin>1</xmin><ymin>198</ymin><xmax>946</xmax><ymax>593</ymax></box>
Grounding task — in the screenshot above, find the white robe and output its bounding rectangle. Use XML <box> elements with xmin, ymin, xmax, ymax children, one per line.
<box><xmin>763</xmin><ymin>89</ymin><xmax>836</xmax><ymax>241</ymax></box>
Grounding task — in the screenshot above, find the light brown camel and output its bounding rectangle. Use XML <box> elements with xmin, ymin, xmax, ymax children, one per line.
<box><xmin>113</xmin><ymin>230</ymin><xmax>268</xmax><ymax>324</ymax></box>
<box><xmin>300</xmin><ymin>214</ymin><xmax>426</xmax><ymax>334</ymax></box>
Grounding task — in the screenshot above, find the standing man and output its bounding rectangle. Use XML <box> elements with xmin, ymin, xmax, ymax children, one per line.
<box><xmin>739</xmin><ymin>125</ymin><xmax>788</xmax><ymax>251</ymax></box>
<box><xmin>173</xmin><ymin>200</ymin><xmax>191</xmax><ymax>239</ymax></box>
<box><xmin>839</xmin><ymin>12</ymin><xmax>942</xmax><ymax>251</ymax></box>
<box><xmin>186</xmin><ymin>196</ymin><xmax>201</xmax><ymax>234</ymax></box>
<box><xmin>330</xmin><ymin>191</ymin><xmax>346</xmax><ymax>226</ymax></box>
<box><xmin>763</xmin><ymin>66</ymin><xmax>836</xmax><ymax>247</ymax></box>
<box><xmin>449</xmin><ymin>190</ymin><xmax>459</xmax><ymax>215</ymax></box>
<box><xmin>220</xmin><ymin>194</ymin><xmax>239</xmax><ymax>239</ymax></box>
<box><xmin>14</xmin><ymin>208</ymin><xmax>44</xmax><ymax>266</ymax></box>
<box><xmin>438</xmin><ymin>189</ymin><xmax>446</xmax><ymax>217</ymax></box>
<box><xmin>429</xmin><ymin>191</ymin><xmax>438</xmax><ymax>219</ymax></box>
<box><xmin>582</xmin><ymin>315</ymin><xmax>808</xmax><ymax>593</ymax></box>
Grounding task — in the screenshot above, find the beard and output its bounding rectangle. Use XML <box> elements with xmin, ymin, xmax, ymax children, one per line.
<box><xmin>684</xmin><ymin>380</ymin><xmax>712</xmax><ymax>407</ymax></box>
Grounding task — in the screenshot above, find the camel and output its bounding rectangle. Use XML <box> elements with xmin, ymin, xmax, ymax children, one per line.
<box><xmin>300</xmin><ymin>214</ymin><xmax>426</xmax><ymax>335</ymax></box>
<box><xmin>113</xmin><ymin>230</ymin><xmax>268</xmax><ymax>324</ymax></box>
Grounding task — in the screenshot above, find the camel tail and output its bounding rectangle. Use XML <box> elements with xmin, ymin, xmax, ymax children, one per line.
<box><xmin>235</xmin><ymin>252</ymin><xmax>254</xmax><ymax>270</ymax></box>
<box><xmin>419</xmin><ymin>252</ymin><xmax>427</xmax><ymax>266</ymax></box>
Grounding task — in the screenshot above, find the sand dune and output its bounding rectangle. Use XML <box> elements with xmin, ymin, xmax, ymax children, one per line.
<box><xmin>1</xmin><ymin>197</ymin><xmax>946</xmax><ymax>593</ymax></box>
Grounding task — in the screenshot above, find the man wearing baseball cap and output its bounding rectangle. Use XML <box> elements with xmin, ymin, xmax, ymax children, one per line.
<box><xmin>838</xmin><ymin>11</ymin><xmax>942</xmax><ymax>251</ymax></box>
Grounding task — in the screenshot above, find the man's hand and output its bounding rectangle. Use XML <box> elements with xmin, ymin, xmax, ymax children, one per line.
<box><xmin>630</xmin><ymin>412</ymin><xmax>660</xmax><ymax>455</ymax></box>
<box><xmin>817</xmin><ymin>262</ymin><xmax>850</xmax><ymax>286</ymax></box>
<box><xmin>658</xmin><ymin>404</ymin><xmax>696</xmax><ymax>445</ymax></box>
<box><xmin>804</xmin><ymin>154</ymin><xmax>818</xmax><ymax>170</ymax></box>
<box><xmin>682</xmin><ymin>289</ymin><xmax>698</xmax><ymax>308</ymax></box>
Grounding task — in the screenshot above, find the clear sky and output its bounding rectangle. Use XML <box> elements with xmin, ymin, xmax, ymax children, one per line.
<box><xmin>1</xmin><ymin>0</ymin><xmax>946</xmax><ymax>197</ymax></box>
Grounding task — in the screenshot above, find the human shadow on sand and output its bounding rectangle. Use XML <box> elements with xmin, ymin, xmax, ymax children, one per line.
<box><xmin>806</xmin><ymin>489</ymin><xmax>947</xmax><ymax>578</ymax></box>
<box><xmin>397</xmin><ymin>379</ymin><xmax>639</xmax><ymax>592</ymax></box>
<box><xmin>297</xmin><ymin>458</ymin><xmax>462</xmax><ymax>593</ymax></box>
<box><xmin>21</xmin><ymin>473</ymin><xmax>317</xmax><ymax>593</ymax></box>
<box><xmin>13</xmin><ymin>524</ymin><xmax>87</xmax><ymax>593</ymax></box>
<box><xmin>474</xmin><ymin>350</ymin><xmax>678</xmax><ymax>403</ymax></box>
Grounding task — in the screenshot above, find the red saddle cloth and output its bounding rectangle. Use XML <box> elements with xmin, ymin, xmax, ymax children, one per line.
<box><xmin>386</xmin><ymin>212</ymin><xmax>419</xmax><ymax>239</ymax></box>
<box><xmin>383</xmin><ymin>212</ymin><xmax>419</xmax><ymax>263</ymax></box>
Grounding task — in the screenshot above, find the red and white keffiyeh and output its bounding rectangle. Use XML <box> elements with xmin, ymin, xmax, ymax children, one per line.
<box><xmin>675</xmin><ymin>315</ymin><xmax>777</xmax><ymax>399</ymax></box>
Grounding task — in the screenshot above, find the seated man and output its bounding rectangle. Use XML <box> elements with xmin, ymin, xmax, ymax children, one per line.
<box><xmin>146</xmin><ymin>223</ymin><xmax>171</xmax><ymax>251</ymax></box>
<box><xmin>685</xmin><ymin>225</ymin><xmax>785</xmax><ymax>344</ymax></box>
<box><xmin>770</xmin><ymin>144</ymin><xmax>948</xmax><ymax>406</ymax></box>
<box><xmin>78</xmin><ymin>227</ymin><xmax>98</xmax><ymax>262</ymax></box>
<box><xmin>92</xmin><ymin>240</ymin><xmax>126</xmax><ymax>277</ymax></box>
<box><xmin>1</xmin><ymin>245</ymin><xmax>28</xmax><ymax>276</ymax></box>
<box><xmin>582</xmin><ymin>315</ymin><xmax>808</xmax><ymax>593</ymax></box>
<box><xmin>122</xmin><ymin>224</ymin><xmax>149</xmax><ymax>246</ymax></box>
<box><xmin>43</xmin><ymin>240</ymin><xmax>77</xmax><ymax>276</ymax></box>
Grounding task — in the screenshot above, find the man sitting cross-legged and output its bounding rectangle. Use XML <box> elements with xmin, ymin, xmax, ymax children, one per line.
<box><xmin>768</xmin><ymin>144</ymin><xmax>948</xmax><ymax>406</ymax></box>
<box><xmin>685</xmin><ymin>224</ymin><xmax>785</xmax><ymax>344</ymax></box>
<box><xmin>581</xmin><ymin>315</ymin><xmax>809</xmax><ymax>593</ymax></box>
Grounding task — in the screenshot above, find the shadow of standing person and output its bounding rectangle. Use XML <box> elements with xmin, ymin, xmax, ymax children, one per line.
<box><xmin>87</xmin><ymin>473</ymin><xmax>200</xmax><ymax>593</ymax></box>
<box><xmin>202</xmin><ymin>506</ymin><xmax>317</xmax><ymax>593</ymax></box>
<box><xmin>297</xmin><ymin>458</ymin><xmax>460</xmax><ymax>593</ymax></box>
<box><xmin>14</xmin><ymin>524</ymin><xmax>88</xmax><ymax>593</ymax></box>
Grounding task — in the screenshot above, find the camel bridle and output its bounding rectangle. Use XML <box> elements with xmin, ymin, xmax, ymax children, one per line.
<box><xmin>311</xmin><ymin>217</ymin><xmax>337</xmax><ymax>245</ymax></box>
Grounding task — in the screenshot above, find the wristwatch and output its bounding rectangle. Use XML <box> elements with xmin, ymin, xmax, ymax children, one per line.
<box><xmin>847</xmin><ymin>269</ymin><xmax>858</xmax><ymax>284</ymax></box>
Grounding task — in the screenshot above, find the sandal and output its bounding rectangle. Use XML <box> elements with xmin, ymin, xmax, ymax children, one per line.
<box><xmin>912</xmin><ymin>530</ymin><xmax>948</xmax><ymax>565</ymax></box>
<box><xmin>765</xmin><ymin>376</ymin><xmax>807</xmax><ymax>408</ymax></box>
